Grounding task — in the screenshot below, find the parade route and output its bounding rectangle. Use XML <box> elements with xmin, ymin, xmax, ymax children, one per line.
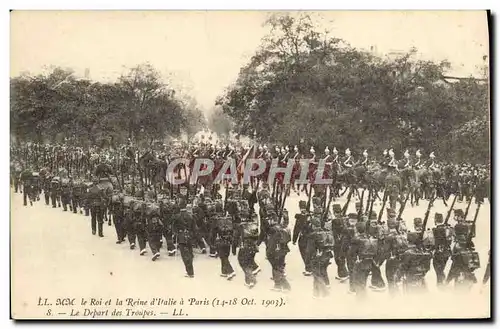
<box><xmin>11</xmin><ymin>188</ymin><xmax>491</xmax><ymax>319</ymax></box>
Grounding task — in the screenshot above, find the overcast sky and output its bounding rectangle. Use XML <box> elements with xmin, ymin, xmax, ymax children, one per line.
<box><xmin>11</xmin><ymin>11</ymin><xmax>489</xmax><ymax>112</ymax></box>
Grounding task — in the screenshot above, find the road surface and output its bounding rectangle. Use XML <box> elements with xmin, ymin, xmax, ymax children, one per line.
<box><xmin>11</xmin><ymin>189</ymin><xmax>491</xmax><ymax>319</ymax></box>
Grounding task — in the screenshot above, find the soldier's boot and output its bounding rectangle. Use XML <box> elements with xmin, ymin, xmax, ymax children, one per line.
<box><xmin>63</xmin><ymin>203</ymin><xmax>68</xmax><ymax>211</ymax></box>
<box><xmin>98</xmin><ymin>223</ymin><xmax>104</xmax><ymax>237</ymax></box>
<box><xmin>85</xmin><ymin>208</ymin><xmax>90</xmax><ymax>216</ymax></box>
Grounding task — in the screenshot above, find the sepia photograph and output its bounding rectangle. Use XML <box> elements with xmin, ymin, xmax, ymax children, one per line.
<box><xmin>9</xmin><ymin>10</ymin><xmax>491</xmax><ymax>320</ymax></box>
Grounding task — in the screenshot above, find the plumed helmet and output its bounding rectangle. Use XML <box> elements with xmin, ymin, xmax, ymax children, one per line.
<box><xmin>389</xmin><ymin>149</ymin><xmax>394</xmax><ymax>157</ymax></box>
<box><xmin>263</xmin><ymin>145</ymin><xmax>268</xmax><ymax>150</ymax></box>
<box><xmin>345</xmin><ymin>148</ymin><xmax>351</xmax><ymax>155</ymax></box>
<box><xmin>416</xmin><ymin>149</ymin><xmax>421</xmax><ymax>157</ymax></box>
<box><xmin>310</xmin><ymin>146</ymin><xmax>315</xmax><ymax>154</ymax></box>
<box><xmin>294</xmin><ymin>145</ymin><xmax>298</xmax><ymax>152</ymax></box>
<box><xmin>430</xmin><ymin>152</ymin><xmax>435</xmax><ymax>158</ymax></box>
<box><xmin>383</xmin><ymin>149</ymin><xmax>388</xmax><ymax>156</ymax></box>
<box><xmin>363</xmin><ymin>149</ymin><xmax>368</xmax><ymax>157</ymax></box>
<box><xmin>333</xmin><ymin>147</ymin><xmax>338</xmax><ymax>154</ymax></box>
<box><xmin>404</xmin><ymin>150</ymin><xmax>410</xmax><ymax>158</ymax></box>
<box><xmin>324</xmin><ymin>146</ymin><xmax>330</xmax><ymax>154</ymax></box>
<box><xmin>258</xmin><ymin>145</ymin><xmax>263</xmax><ymax>151</ymax></box>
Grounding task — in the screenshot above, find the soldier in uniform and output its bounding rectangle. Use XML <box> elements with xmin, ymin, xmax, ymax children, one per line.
<box><xmin>60</xmin><ymin>177</ymin><xmax>72</xmax><ymax>211</ymax></box>
<box><xmin>293</xmin><ymin>200</ymin><xmax>313</xmax><ymax>276</ymax></box>
<box><xmin>350</xmin><ymin>220</ymin><xmax>379</xmax><ymax>298</ymax></box>
<box><xmin>402</xmin><ymin>228</ymin><xmax>433</xmax><ymax>293</ymax></box>
<box><xmin>236</xmin><ymin>215</ymin><xmax>260</xmax><ymax>288</ymax></box>
<box><xmin>215</xmin><ymin>213</ymin><xmax>236</xmax><ymax>280</ymax></box>
<box><xmin>383</xmin><ymin>209</ymin><xmax>409</xmax><ymax>296</ymax></box>
<box><xmin>432</xmin><ymin>212</ymin><xmax>452</xmax><ymax>286</ymax></box>
<box><xmin>50</xmin><ymin>176</ymin><xmax>62</xmax><ymax>208</ymax></box>
<box><xmin>173</xmin><ymin>200</ymin><xmax>198</xmax><ymax>278</ymax></box>
<box><xmin>344</xmin><ymin>213</ymin><xmax>359</xmax><ymax>293</ymax></box>
<box><xmin>87</xmin><ymin>178</ymin><xmax>106</xmax><ymax>237</ymax></box>
<box><xmin>130</xmin><ymin>197</ymin><xmax>148</xmax><ymax>255</ymax></box>
<box><xmin>332</xmin><ymin>204</ymin><xmax>349</xmax><ymax>282</ymax></box>
<box><xmin>71</xmin><ymin>179</ymin><xmax>84</xmax><ymax>214</ymax></box>
<box><xmin>145</xmin><ymin>200</ymin><xmax>163</xmax><ymax>261</ymax></box>
<box><xmin>160</xmin><ymin>198</ymin><xmax>178</xmax><ymax>256</ymax></box>
<box><xmin>310</xmin><ymin>216</ymin><xmax>334</xmax><ymax>298</ymax></box>
<box><xmin>266</xmin><ymin>213</ymin><xmax>292</xmax><ymax>292</ymax></box>
<box><xmin>110</xmin><ymin>192</ymin><xmax>126</xmax><ymax>244</ymax></box>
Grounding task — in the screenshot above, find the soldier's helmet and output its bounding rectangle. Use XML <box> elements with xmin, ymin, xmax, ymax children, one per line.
<box><xmin>454</xmin><ymin>209</ymin><xmax>465</xmax><ymax>221</ymax></box>
<box><xmin>332</xmin><ymin>204</ymin><xmax>342</xmax><ymax>216</ymax></box>
<box><xmin>434</xmin><ymin>213</ymin><xmax>444</xmax><ymax>225</ymax></box>
<box><xmin>406</xmin><ymin>231</ymin><xmax>420</xmax><ymax>246</ymax></box>
<box><xmin>386</xmin><ymin>208</ymin><xmax>396</xmax><ymax>219</ymax></box>
<box><xmin>356</xmin><ymin>221</ymin><xmax>366</xmax><ymax>233</ymax></box>
<box><xmin>387</xmin><ymin>217</ymin><xmax>398</xmax><ymax>229</ymax></box>
<box><xmin>347</xmin><ymin>213</ymin><xmax>358</xmax><ymax>226</ymax></box>
<box><xmin>413</xmin><ymin>217</ymin><xmax>423</xmax><ymax>229</ymax></box>
<box><xmin>298</xmin><ymin>200</ymin><xmax>307</xmax><ymax>211</ymax></box>
<box><xmin>369</xmin><ymin>211</ymin><xmax>377</xmax><ymax>221</ymax></box>
<box><xmin>368</xmin><ymin>220</ymin><xmax>379</xmax><ymax>236</ymax></box>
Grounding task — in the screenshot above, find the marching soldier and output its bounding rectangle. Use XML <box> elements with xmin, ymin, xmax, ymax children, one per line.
<box><xmin>293</xmin><ymin>200</ymin><xmax>313</xmax><ymax>276</ymax></box>
<box><xmin>432</xmin><ymin>213</ymin><xmax>452</xmax><ymax>286</ymax></box>
<box><xmin>310</xmin><ymin>216</ymin><xmax>334</xmax><ymax>298</ymax></box>
<box><xmin>173</xmin><ymin>200</ymin><xmax>198</xmax><ymax>278</ymax></box>
<box><xmin>383</xmin><ymin>209</ymin><xmax>409</xmax><ymax>296</ymax></box>
<box><xmin>332</xmin><ymin>204</ymin><xmax>349</xmax><ymax>282</ymax></box>
<box><xmin>350</xmin><ymin>220</ymin><xmax>379</xmax><ymax>298</ymax></box>
<box><xmin>266</xmin><ymin>213</ymin><xmax>292</xmax><ymax>292</ymax></box>
<box><xmin>215</xmin><ymin>213</ymin><xmax>236</xmax><ymax>280</ymax></box>
<box><xmin>87</xmin><ymin>178</ymin><xmax>106</xmax><ymax>237</ymax></box>
<box><xmin>236</xmin><ymin>216</ymin><xmax>260</xmax><ymax>288</ymax></box>
<box><xmin>145</xmin><ymin>201</ymin><xmax>163</xmax><ymax>261</ymax></box>
<box><xmin>110</xmin><ymin>192</ymin><xmax>126</xmax><ymax>244</ymax></box>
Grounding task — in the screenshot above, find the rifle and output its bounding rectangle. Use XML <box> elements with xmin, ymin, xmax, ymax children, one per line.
<box><xmin>306</xmin><ymin>184</ymin><xmax>313</xmax><ymax>213</ymax></box>
<box><xmin>464</xmin><ymin>194</ymin><xmax>474</xmax><ymax>220</ymax></box>
<box><xmin>466</xmin><ymin>202</ymin><xmax>481</xmax><ymax>246</ymax></box>
<box><xmin>397</xmin><ymin>190</ymin><xmax>411</xmax><ymax>220</ymax></box>
<box><xmin>368</xmin><ymin>189</ymin><xmax>377</xmax><ymax>217</ymax></box>
<box><xmin>323</xmin><ymin>186</ymin><xmax>335</xmax><ymax>222</ymax></box>
<box><xmin>377</xmin><ymin>189</ymin><xmax>389</xmax><ymax>223</ymax></box>
<box><xmin>341</xmin><ymin>187</ymin><xmax>354</xmax><ymax>216</ymax></box>
<box><xmin>420</xmin><ymin>195</ymin><xmax>437</xmax><ymax>240</ymax></box>
<box><xmin>443</xmin><ymin>194</ymin><xmax>458</xmax><ymax>225</ymax></box>
<box><xmin>365</xmin><ymin>188</ymin><xmax>371</xmax><ymax>216</ymax></box>
<box><xmin>358</xmin><ymin>188</ymin><xmax>365</xmax><ymax>219</ymax></box>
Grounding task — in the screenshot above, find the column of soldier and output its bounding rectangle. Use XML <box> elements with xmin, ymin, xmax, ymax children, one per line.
<box><xmin>11</xmin><ymin>140</ymin><xmax>490</xmax><ymax>298</ymax></box>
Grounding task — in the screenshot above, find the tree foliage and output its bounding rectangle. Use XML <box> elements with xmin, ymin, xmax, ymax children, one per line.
<box><xmin>10</xmin><ymin>63</ymin><xmax>207</xmax><ymax>147</ymax></box>
<box><xmin>217</xmin><ymin>13</ymin><xmax>489</xmax><ymax>163</ymax></box>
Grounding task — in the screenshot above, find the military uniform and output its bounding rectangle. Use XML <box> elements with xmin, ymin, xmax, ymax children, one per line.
<box><xmin>266</xmin><ymin>218</ymin><xmax>291</xmax><ymax>292</ymax></box>
<box><xmin>292</xmin><ymin>201</ymin><xmax>313</xmax><ymax>275</ymax></box>
<box><xmin>236</xmin><ymin>217</ymin><xmax>260</xmax><ymax>288</ymax></box>
<box><xmin>215</xmin><ymin>214</ymin><xmax>236</xmax><ymax>279</ymax></box>
<box><xmin>350</xmin><ymin>221</ymin><xmax>379</xmax><ymax>297</ymax></box>
<box><xmin>110</xmin><ymin>193</ymin><xmax>126</xmax><ymax>244</ymax></box>
<box><xmin>310</xmin><ymin>221</ymin><xmax>334</xmax><ymax>297</ymax></box>
<box><xmin>173</xmin><ymin>205</ymin><xmax>198</xmax><ymax>277</ymax></box>
<box><xmin>87</xmin><ymin>182</ymin><xmax>106</xmax><ymax>237</ymax></box>
<box><xmin>431</xmin><ymin>213</ymin><xmax>452</xmax><ymax>286</ymax></box>
<box><xmin>145</xmin><ymin>201</ymin><xmax>163</xmax><ymax>261</ymax></box>
<box><xmin>383</xmin><ymin>215</ymin><xmax>409</xmax><ymax>296</ymax></box>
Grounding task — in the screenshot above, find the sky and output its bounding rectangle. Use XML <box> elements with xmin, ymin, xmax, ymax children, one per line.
<box><xmin>10</xmin><ymin>11</ymin><xmax>489</xmax><ymax>113</ymax></box>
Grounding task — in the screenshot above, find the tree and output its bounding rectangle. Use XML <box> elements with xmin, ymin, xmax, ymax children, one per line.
<box><xmin>217</xmin><ymin>12</ymin><xmax>489</xmax><ymax>163</ymax></box>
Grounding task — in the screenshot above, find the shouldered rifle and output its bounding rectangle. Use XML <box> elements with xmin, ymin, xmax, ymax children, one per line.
<box><xmin>323</xmin><ymin>186</ymin><xmax>334</xmax><ymax>222</ymax></box>
<box><xmin>342</xmin><ymin>187</ymin><xmax>354</xmax><ymax>216</ymax></box>
<box><xmin>358</xmin><ymin>188</ymin><xmax>365</xmax><ymax>219</ymax></box>
<box><xmin>467</xmin><ymin>202</ymin><xmax>481</xmax><ymax>246</ymax></box>
<box><xmin>306</xmin><ymin>184</ymin><xmax>313</xmax><ymax>213</ymax></box>
<box><xmin>397</xmin><ymin>190</ymin><xmax>410</xmax><ymax>219</ymax></box>
<box><xmin>464</xmin><ymin>193</ymin><xmax>474</xmax><ymax>220</ymax></box>
<box><xmin>420</xmin><ymin>195</ymin><xmax>437</xmax><ymax>241</ymax></box>
<box><xmin>443</xmin><ymin>194</ymin><xmax>458</xmax><ymax>225</ymax></box>
<box><xmin>377</xmin><ymin>189</ymin><xmax>389</xmax><ymax>223</ymax></box>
